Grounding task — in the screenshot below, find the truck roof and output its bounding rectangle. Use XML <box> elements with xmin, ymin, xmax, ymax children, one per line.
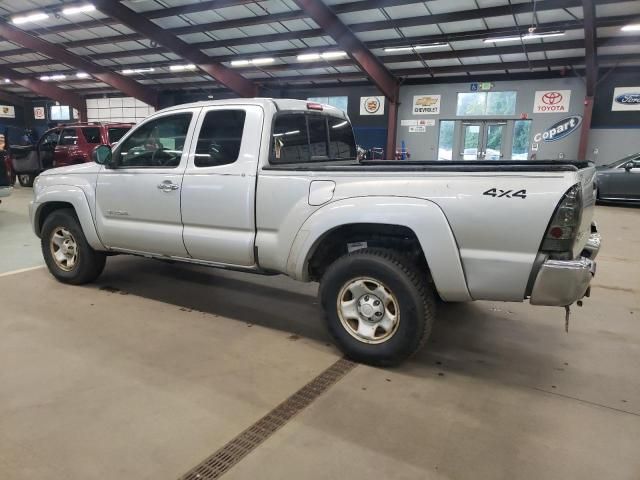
<box><xmin>158</xmin><ymin>98</ymin><xmax>348</xmax><ymax>117</ymax></box>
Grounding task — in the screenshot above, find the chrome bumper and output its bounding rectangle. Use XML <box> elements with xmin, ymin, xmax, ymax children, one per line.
<box><xmin>530</xmin><ymin>229</ymin><xmax>600</xmax><ymax>307</ymax></box>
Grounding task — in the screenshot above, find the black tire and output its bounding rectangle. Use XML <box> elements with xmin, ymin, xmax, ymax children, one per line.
<box><xmin>18</xmin><ymin>173</ymin><xmax>35</xmax><ymax>187</ymax></box>
<box><xmin>41</xmin><ymin>209</ymin><xmax>106</xmax><ymax>285</ymax></box>
<box><xmin>319</xmin><ymin>248</ymin><xmax>435</xmax><ymax>366</ymax></box>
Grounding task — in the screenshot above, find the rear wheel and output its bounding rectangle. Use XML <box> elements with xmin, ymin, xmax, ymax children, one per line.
<box><xmin>18</xmin><ymin>173</ymin><xmax>35</xmax><ymax>187</ymax></box>
<box><xmin>41</xmin><ymin>209</ymin><xmax>106</xmax><ymax>284</ymax></box>
<box><xmin>319</xmin><ymin>248</ymin><xmax>435</xmax><ymax>366</ymax></box>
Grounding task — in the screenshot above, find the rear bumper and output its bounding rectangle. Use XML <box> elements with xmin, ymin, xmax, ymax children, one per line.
<box><xmin>530</xmin><ymin>228</ymin><xmax>600</xmax><ymax>307</ymax></box>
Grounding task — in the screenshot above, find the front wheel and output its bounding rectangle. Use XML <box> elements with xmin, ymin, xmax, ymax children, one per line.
<box><xmin>18</xmin><ymin>173</ymin><xmax>35</xmax><ymax>187</ymax></box>
<box><xmin>41</xmin><ymin>209</ymin><xmax>106</xmax><ymax>285</ymax></box>
<box><xmin>319</xmin><ymin>248</ymin><xmax>435</xmax><ymax>366</ymax></box>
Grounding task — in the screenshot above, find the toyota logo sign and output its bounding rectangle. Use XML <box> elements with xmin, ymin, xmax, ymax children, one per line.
<box><xmin>542</xmin><ymin>91</ymin><xmax>563</xmax><ymax>105</ymax></box>
<box><xmin>534</xmin><ymin>89</ymin><xmax>571</xmax><ymax>113</ymax></box>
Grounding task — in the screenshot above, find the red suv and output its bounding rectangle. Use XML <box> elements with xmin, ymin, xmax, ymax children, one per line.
<box><xmin>12</xmin><ymin>122</ymin><xmax>133</xmax><ymax>187</ymax></box>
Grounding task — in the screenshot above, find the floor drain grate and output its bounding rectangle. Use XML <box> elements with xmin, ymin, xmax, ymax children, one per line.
<box><xmin>179</xmin><ymin>358</ymin><xmax>356</xmax><ymax>480</ymax></box>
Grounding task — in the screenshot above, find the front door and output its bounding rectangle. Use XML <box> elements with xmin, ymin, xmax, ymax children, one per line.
<box><xmin>95</xmin><ymin>110</ymin><xmax>198</xmax><ymax>257</ymax></box>
<box><xmin>609</xmin><ymin>159</ymin><xmax>640</xmax><ymax>200</ymax></box>
<box><xmin>180</xmin><ymin>105</ymin><xmax>263</xmax><ymax>266</ymax></box>
<box><xmin>458</xmin><ymin>121</ymin><xmax>507</xmax><ymax>160</ymax></box>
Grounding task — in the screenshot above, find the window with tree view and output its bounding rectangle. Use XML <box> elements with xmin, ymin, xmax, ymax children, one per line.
<box><xmin>456</xmin><ymin>91</ymin><xmax>517</xmax><ymax>116</ymax></box>
<box><xmin>512</xmin><ymin>120</ymin><xmax>532</xmax><ymax>160</ymax></box>
<box><xmin>437</xmin><ymin>121</ymin><xmax>455</xmax><ymax>160</ymax></box>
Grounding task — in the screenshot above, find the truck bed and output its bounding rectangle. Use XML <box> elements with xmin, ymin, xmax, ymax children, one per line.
<box><xmin>263</xmin><ymin>160</ymin><xmax>592</xmax><ymax>173</ymax></box>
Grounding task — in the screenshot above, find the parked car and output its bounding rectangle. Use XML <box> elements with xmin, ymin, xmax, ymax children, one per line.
<box><xmin>0</xmin><ymin>156</ymin><xmax>13</xmax><ymax>200</ymax></box>
<box><xmin>0</xmin><ymin>133</ymin><xmax>14</xmax><ymax>200</ymax></box>
<box><xmin>11</xmin><ymin>122</ymin><xmax>133</xmax><ymax>187</ymax></box>
<box><xmin>29</xmin><ymin>99</ymin><xmax>600</xmax><ymax>365</ymax></box>
<box><xmin>595</xmin><ymin>153</ymin><xmax>640</xmax><ymax>203</ymax></box>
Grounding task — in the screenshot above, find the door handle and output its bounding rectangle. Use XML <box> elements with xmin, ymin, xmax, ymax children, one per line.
<box><xmin>157</xmin><ymin>181</ymin><xmax>179</xmax><ymax>192</ymax></box>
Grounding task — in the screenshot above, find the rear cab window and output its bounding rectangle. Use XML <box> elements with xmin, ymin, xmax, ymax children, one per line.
<box><xmin>108</xmin><ymin>127</ymin><xmax>131</xmax><ymax>144</ymax></box>
<box><xmin>81</xmin><ymin>127</ymin><xmax>102</xmax><ymax>144</ymax></box>
<box><xmin>271</xmin><ymin>112</ymin><xmax>356</xmax><ymax>164</ymax></box>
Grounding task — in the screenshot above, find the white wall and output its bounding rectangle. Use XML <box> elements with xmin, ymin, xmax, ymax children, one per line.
<box><xmin>586</xmin><ymin>129</ymin><xmax>640</xmax><ymax>165</ymax></box>
<box><xmin>397</xmin><ymin>78</ymin><xmax>586</xmax><ymax>161</ymax></box>
<box><xmin>86</xmin><ymin>97</ymin><xmax>155</xmax><ymax>123</ymax></box>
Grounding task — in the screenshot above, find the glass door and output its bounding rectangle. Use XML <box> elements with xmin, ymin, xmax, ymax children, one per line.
<box><xmin>461</xmin><ymin>123</ymin><xmax>482</xmax><ymax>160</ymax></box>
<box><xmin>483</xmin><ymin>122</ymin><xmax>507</xmax><ymax>160</ymax></box>
<box><xmin>457</xmin><ymin>121</ymin><xmax>507</xmax><ymax>160</ymax></box>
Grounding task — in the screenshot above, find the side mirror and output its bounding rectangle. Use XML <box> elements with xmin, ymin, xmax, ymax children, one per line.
<box><xmin>92</xmin><ymin>144</ymin><xmax>112</xmax><ymax>166</ymax></box>
<box><xmin>624</xmin><ymin>161</ymin><xmax>634</xmax><ymax>171</ymax></box>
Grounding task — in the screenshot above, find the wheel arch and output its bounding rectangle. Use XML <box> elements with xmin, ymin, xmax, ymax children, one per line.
<box><xmin>287</xmin><ymin>196</ymin><xmax>471</xmax><ymax>302</ymax></box>
<box><xmin>33</xmin><ymin>187</ymin><xmax>104</xmax><ymax>250</ymax></box>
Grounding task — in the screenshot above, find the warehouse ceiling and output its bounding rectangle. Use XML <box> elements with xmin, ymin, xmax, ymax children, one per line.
<box><xmin>0</xmin><ymin>0</ymin><xmax>639</xmax><ymax>101</ymax></box>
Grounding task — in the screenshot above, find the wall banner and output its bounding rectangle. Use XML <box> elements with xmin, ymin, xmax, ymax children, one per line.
<box><xmin>33</xmin><ymin>106</ymin><xmax>46</xmax><ymax>120</ymax></box>
<box><xmin>412</xmin><ymin>95</ymin><xmax>441</xmax><ymax>115</ymax></box>
<box><xmin>533</xmin><ymin>115</ymin><xmax>582</xmax><ymax>143</ymax></box>
<box><xmin>360</xmin><ymin>96</ymin><xmax>385</xmax><ymax>115</ymax></box>
<box><xmin>533</xmin><ymin>90</ymin><xmax>571</xmax><ymax>113</ymax></box>
<box><xmin>0</xmin><ymin>105</ymin><xmax>15</xmax><ymax>118</ymax></box>
<box><xmin>611</xmin><ymin>87</ymin><xmax>640</xmax><ymax>111</ymax></box>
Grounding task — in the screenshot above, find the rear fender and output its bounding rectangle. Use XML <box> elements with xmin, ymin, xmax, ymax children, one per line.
<box><xmin>288</xmin><ymin>196</ymin><xmax>471</xmax><ymax>302</ymax></box>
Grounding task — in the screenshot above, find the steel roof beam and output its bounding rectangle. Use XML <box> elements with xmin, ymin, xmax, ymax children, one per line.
<box><xmin>4</xmin><ymin>11</ymin><xmax>638</xmax><ymax>68</ymax></box>
<box><xmin>292</xmin><ymin>0</ymin><xmax>398</xmax><ymax>101</ymax></box>
<box><xmin>92</xmin><ymin>0</ymin><xmax>257</xmax><ymax>97</ymax></box>
<box><xmin>0</xmin><ymin>19</ymin><xmax>158</xmax><ymax>108</ymax></box>
<box><xmin>0</xmin><ymin>69</ymin><xmax>86</xmax><ymax>119</ymax></box>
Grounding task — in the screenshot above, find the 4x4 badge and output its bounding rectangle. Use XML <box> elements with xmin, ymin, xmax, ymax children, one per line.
<box><xmin>483</xmin><ymin>188</ymin><xmax>527</xmax><ymax>199</ymax></box>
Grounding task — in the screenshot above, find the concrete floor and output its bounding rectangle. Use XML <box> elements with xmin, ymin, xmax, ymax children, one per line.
<box><xmin>1</xmin><ymin>186</ymin><xmax>639</xmax><ymax>480</ymax></box>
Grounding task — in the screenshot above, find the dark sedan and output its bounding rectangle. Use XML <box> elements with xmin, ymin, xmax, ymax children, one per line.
<box><xmin>596</xmin><ymin>154</ymin><xmax>640</xmax><ymax>203</ymax></box>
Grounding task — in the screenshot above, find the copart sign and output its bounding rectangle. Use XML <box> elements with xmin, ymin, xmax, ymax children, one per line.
<box><xmin>412</xmin><ymin>95</ymin><xmax>441</xmax><ymax>115</ymax></box>
<box><xmin>533</xmin><ymin>90</ymin><xmax>571</xmax><ymax>113</ymax></box>
<box><xmin>611</xmin><ymin>87</ymin><xmax>640</xmax><ymax>111</ymax></box>
<box><xmin>533</xmin><ymin>115</ymin><xmax>582</xmax><ymax>143</ymax></box>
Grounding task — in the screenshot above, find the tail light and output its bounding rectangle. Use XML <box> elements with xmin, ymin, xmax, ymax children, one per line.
<box><xmin>541</xmin><ymin>184</ymin><xmax>582</xmax><ymax>258</ymax></box>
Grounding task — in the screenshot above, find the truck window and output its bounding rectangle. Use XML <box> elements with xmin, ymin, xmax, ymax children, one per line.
<box><xmin>328</xmin><ymin>117</ymin><xmax>356</xmax><ymax>159</ymax></box>
<box><xmin>59</xmin><ymin>129</ymin><xmax>78</xmax><ymax>146</ymax></box>
<box><xmin>272</xmin><ymin>113</ymin><xmax>355</xmax><ymax>164</ymax></box>
<box><xmin>113</xmin><ymin>113</ymin><xmax>192</xmax><ymax>168</ymax></box>
<box><xmin>82</xmin><ymin>127</ymin><xmax>102</xmax><ymax>144</ymax></box>
<box><xmin>308</xmin><ymin>116</ymin><xmax>328</xmax><ymax>159</ymax></box>
<box><xmin>194</xmin><ymin>110</ymin><xmax>246</xmax><ymax>167</ymax></box>
<box><xmin>108</xmin><ymin>127</ymin><xmax>130</xmax><ymax>144</ymax></box>
<box><xmin>272</xmin><ymin>114</ymin><xmax>309</xmax><ymax>163</ymax></box>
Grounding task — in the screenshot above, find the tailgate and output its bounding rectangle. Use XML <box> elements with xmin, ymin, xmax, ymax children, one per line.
<box><xmin>573</xmin><ymin>165</ymin><xmax>597</xmax><ymax>257</ymax></box>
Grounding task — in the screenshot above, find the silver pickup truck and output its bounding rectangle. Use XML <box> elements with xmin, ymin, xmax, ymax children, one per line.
<box><xmin>30</xmin><ymin>98</ymin><xmax>600</xmax><ymax>365</ymax></box>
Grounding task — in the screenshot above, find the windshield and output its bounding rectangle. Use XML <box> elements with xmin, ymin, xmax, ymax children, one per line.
<box><xmin>607</xmin><ymin>154</ymin><xmax>639</xmax><ymax>168</ymax></box>
<box><xmin>108</xmin><ymin>127</ymin><xmax>131</xmax><ymax>144</ymax></box>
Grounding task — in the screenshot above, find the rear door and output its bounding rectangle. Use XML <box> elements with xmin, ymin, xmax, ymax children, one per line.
<box><xmin>180</xmin><ymin>104</ymin><xmax>264</xmax><ymax>266</ymax></box>
<box><xmin>95</xmin><ymin>109</ymin><xmax>198</xmax><ymax>257</ymax></box>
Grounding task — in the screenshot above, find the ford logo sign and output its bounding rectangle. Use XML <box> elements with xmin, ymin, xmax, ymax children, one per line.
<box><xmin>533</xmin><ymin>115</ymin><xmax>582</xmax><ymax>143</ymax></box>
<box><xmin>615</xmin><ymin>93</ymin><xmax>640</xmax><ymax>105</ymax></box>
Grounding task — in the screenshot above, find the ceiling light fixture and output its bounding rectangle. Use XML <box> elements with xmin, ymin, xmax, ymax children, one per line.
<box><xmin>484</xmin><ymin>31</ymin><xmax>565</xmax><ymax>43</ymax></box>
<box><xmin>621</xmin><ymin>24</ymin><xmax>640</xmax><ymax>32</ymax></box>
<box><xmin>230</xmin><ymin>58</ymin><xmax>275</xmax><ymax>67</ymax></box>
<box><xmin>12</xmin><ymin>12</ymin><xmax>49</xmax><ymax>25</ymax></box>
<box><xmin>40</xmin><ymin>74</ymin><xmax>66</xmax><ymax>81</ymax></box>
<box><xmin>169</xmin><ymin>64</ymin><xmax>197</xmax><ymax>71</ymax></box>
<box><xmin>4</xmin><ymin>79</ymin><xmax>10</xmax><ymax>83</ymax></box>
<box><xmin>383</xmin><ymin>43</ymin><xmax>449</xmax><ymax>52</ymax></box>
<box><xmin>121</xmin><ymin>68</ymin><xmax>155</xmax><ymax>74</ymax></box>
<box><xmin>76</xmin><ymin>72</ymin><xmax>90</xmax><ymax>79</ymax></box>
<box><xmin>297</xmin><ymin>51</ymin><xmax>347</xmax><ymax>61</ymax></box>
<box><xmin>62</xmin><ymin>4</ymin><xmax>96</xmax><ymax>15</ymax></box>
